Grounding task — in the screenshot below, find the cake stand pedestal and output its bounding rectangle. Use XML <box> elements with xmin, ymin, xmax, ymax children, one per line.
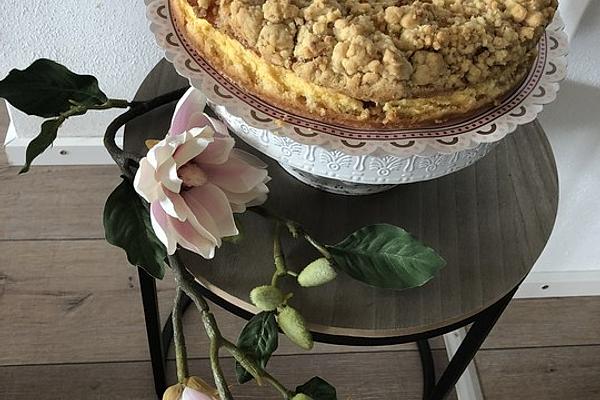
<box><xmin>123</xmin><ymin>61</ymin><xmax>558</xmax><ymax>400</ymax></box>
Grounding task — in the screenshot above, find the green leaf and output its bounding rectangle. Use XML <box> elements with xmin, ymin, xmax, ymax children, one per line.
<box><xmin>296</xmin><ymin>377</ymin><xmax>337</xmax><ymax>400</ymax></box>
<box><xmin>103</xmin><ymin>179</ymin><xmax>167</xmax><ymax>279</ymax></box>
<box><xmin>19</xmin><ymin>118</ymin><xmax>64</xmax><ymax>174</ymax></box>
<box><xmin>327</xmin><ymin>224</ymin><xmax>446</xmax><ymax>289</ymax></box>
<box><xmin>0</xmin><ymin>59</ymin><xmax>108</xmax><ymax>118</ymax></box>
<box><xmin>235</xmin><ymin>312</ymin><xmax>278</xmax><ymax>384</ymax></box>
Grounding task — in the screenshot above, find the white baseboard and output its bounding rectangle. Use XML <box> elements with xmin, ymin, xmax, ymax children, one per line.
<box><xmin>443</xmin><ymin>328</ymin><xmax>484</xmax><ymax>400</ymax></box>
<box><xmin>516</xmin><ymin>270</ymin><xmax>600</xmax><ymax>298</ymax></box>
<box><xmin>4</xmin><ymin>122</ymin><xmax>122</xmax><ymax>166</ymax></box>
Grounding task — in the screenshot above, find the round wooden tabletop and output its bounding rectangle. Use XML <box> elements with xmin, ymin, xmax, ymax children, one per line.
<box><xmin>125</xmin><ymin>60</ymin><xmax>559</xmax><ymax>342</ymax></box>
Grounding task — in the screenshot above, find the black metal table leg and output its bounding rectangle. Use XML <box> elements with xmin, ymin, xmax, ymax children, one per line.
<box><xmin>417</xmin><ymin>339</ymin><xmax>436</xmax><ymax>400</ymax></box>
<box><xmin>418</xmin><ymin>339</ymin><xmax>436</xmax><ymax>400</ymax></box>
<box><xmin>171</xmin><ymin>276</ymin><xmax>513</xmax><ymax>400</ymax></box>
<box><xmin>425</xmin><ymin>287</ymin><xmax>518</xmax><ymax>400</ymax></box>
<box><xmin>138</xmin><ymin>269</ymin><xmax>167</xmax><ymax>398</ymax></box>
<box><xmin>138</xmin><ymin>263</ymin><xmax>516</xmax><ymax>400</ymax></box>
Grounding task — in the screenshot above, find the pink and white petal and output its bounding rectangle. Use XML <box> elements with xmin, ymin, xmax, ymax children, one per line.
<box><xmin>185</xmin><ymin>184</ymin><xmax>238</xmax><ymax>238</ymax></box>
<box><xmin>246</xmin><ymin>183</ymin><xmax>269</xmax><ymax>207</ymax></box>
<box><xmin>150</xmin><ymin>202</ymin><xmax>178</xmax><ymax>255</ymax></box>
<box><xmin>185</xmin><ymin>111</ymin><xmax>211</xmax><ymax>133</ymax></box>
<box><xmin>182</xmin><ymin>387</ymin><xmax>215</xmax><ymax>400</ymax></box>
<box><xmin>248</xmin><ymin>194</ymin><xmax>268</xmax><ymax>208</ymax></box>
<box><xmin>146</xmin><ymin>133</ymin><xmax>186</xmax><ymax>170</ymax></box>
<box><xmin>158</xmin><ymin>188</ymin><xmax>189</xmax><ymax>221</ymax></box>
<box><xmin>205</xmin><ymin>114</ymin><xmax>230</xmax><ymax>138</ymax></box>
<box><xmin>230</xmin><ymin>149</ymin><xmax>268</xmax><ymax>169</ymax></box>
<box><xmin>204</xmin><ymin>157</ymin><xmax>269</xmax><ymax>194</ymax></box>
<box><xmin>173</xmin><ymin>130</ymin><xmax>213</xmax><ymax>167</ymax></box>
<box><xmin>229</xmin><ymin>203</ymin><xmax>246</xmax><ymax>213</ymax></box>
<box><xmin>155</xmin><ymin>157</ymin><xmax>182</xmax><ymax>194</ymax></box>
<box><xmin>194</xmin><ymin>136</ymin><xmax>235</xmax><ymax>165</ymax></box>
<box><xmin>133</xmin><ymin>158</ymin><xmax>160</xmax><ymax>203</ymax></box>
<box><xmin>170</xmin><ymin>89</ymin><xmax>208</xmax><ymax>135</ymax></box>
<box><xmin>220</xmin><ymin>190</ymin><xmax>254</xmax><ymax>207</ymax></box>
<box><xmin>181</xmin><ymin>191</ymin><xmax>227</xmax><ymax>242</ymax></box>
<box><xmin>168</xmin><ymin>216</ymin><xmax>217</xmax><ymax>259</ymax></box>
<box><xmin>164</xmin><ymin>188</ymin><xmax>222</xmax><ymax>246</ymax></box>
<box><xmin>221</xmin><ymin>182</ymin><xmax>269</xmax><ymax>212</ymax></box>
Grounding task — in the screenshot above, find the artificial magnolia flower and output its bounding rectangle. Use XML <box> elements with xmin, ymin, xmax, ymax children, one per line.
<box><xmin>134</xmin><ymin>88</ymin><xmax>270</xmax><ymax>258</ymax></box>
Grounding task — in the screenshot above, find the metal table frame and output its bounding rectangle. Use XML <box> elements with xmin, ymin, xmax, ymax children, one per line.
<box><xmin>138</xmin><ymin>267</ymin><xmax>519</xmax><ymax>400</ymax></box>
<box><xmin>119</xmin><ymin>73</ymin><xmax>552</xmax><ymax>400</ymax></box>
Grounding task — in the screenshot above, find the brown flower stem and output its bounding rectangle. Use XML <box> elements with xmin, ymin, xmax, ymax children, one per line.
<box><xmin>169</xmin><ymin>255</ymin><xmax>232</xmax><ymax>400</ymax></box>
<box><xmin>262</xmin><ymin>373</ymin><xmax>294</xmax><ymax>399</ymax></box>
<box><xmin>62</xmin><ymin>98</ymin><xmax>131</xmax><ymax>119</ymax></box>
<box><xmin>103</xmin><ymin>87</ymin><xmax>189</xmax><ymax>179</ymax></box>
<box><xmin>168</xmin><ymin>252</ymin><xmax>294</xmax><ymax>400</ymax></box>
<box><xmin>251</xmin><ymin>206</ymin><xmax>333</xmax><ymax>260</ymax></box>
<box><xmin>271</xmin><ymin>223</ymin><xmax>287</xmax><ymax>287</ymax></box>
<box><xmin>173</xmin><ymin>287</ymin><xmax>189</xmax><ymax>383</ymax></box>
<box><xmin>208</xmin><ymin>338</ymin><xmax>229</xmax><ymax>399</ymax></box>
<box><xmin>221</xmin><ymin>341</ymin><xmax>293</xmax><ymax>399</ymax></box>
<box><xmin>302</xmin><ymin>232</ymin><xmax>332</xmax><ymax>260</ymax></box>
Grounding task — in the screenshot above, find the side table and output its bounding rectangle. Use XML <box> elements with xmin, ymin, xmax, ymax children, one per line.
<box><xmin>124</xmin><ymin>60</ymin><xmax>559</xmax><ymax>400</ymax></box>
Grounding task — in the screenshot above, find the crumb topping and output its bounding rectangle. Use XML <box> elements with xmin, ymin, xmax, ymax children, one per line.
<box><xmin>188</xmin><ymin>0</ymin><xmax>556</xmax><ymax>103</ymax></box>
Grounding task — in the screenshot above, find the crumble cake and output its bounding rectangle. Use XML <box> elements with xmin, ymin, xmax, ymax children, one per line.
<box><xmin>171</xmin><ymin>0</ymin><xmax>557</xmax><ymax>127</ymax></box>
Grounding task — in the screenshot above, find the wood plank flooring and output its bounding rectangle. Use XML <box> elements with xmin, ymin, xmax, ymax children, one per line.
<box><xmin>2</xmin><ymin>347</ymin><xmax>599</xmax><ymax>400</ymax></box>
<box><xmin>1</xmin><ymin>102</ymin><xmax>600</xmax><ymax>399</ymax></box>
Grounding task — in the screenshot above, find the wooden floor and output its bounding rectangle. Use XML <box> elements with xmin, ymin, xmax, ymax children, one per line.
<box><xmin>1</xmin><ymin>102</ymin><xmax>600</xmax><ymax>400</ymax></box>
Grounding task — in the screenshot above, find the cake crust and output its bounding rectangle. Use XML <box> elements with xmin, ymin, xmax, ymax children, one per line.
<box><xmin>171</xmin><ymin>0</ymin><xmax>556</xmax><ymax>127</ymax></box>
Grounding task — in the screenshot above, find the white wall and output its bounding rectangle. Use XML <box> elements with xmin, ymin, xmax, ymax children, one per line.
<box><xmin>523</xmin><ymin>0</ymin><xmax>600</xmax><ymax>297</ymax></box>
<box><xmin>0</xmin><ymin>0</ymin><xmax>162</xmax><ymax>139</ymax></box>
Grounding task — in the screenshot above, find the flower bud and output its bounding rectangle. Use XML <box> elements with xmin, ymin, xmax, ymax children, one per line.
<box><xmin>184</xmin><ymin>376</ymin><xmax>219</xmax><ymax>398</ymax></box>
<box><xmin>291</xmin><ymin>394</ymin><xmax>313</xmax><ymax>400</ymax></box>
<box><xmin>163</xmin><ymin>377</ymin><xmax>219</xmax><ymax>400</ymax></box>
<box><xmin>277</xmin><ymin>306</ymin><xmax>313</xmax><ymax>350</ymax></box>
<box><xmin>297</xmin><ymin>258</ymin><xmax>337</xmax><ymax>287</ymax></box>
<box><xmin>180</xmin><ymin>386</ymin><xmax>217</xmax><ymax>400</ymax></box>
<box><xmin>162</xmin><ymin>383</ymin><xmax>184</xmax><ymax>400</ymax></box>
<box><xmin>250</xmin><ymin>285</ymin><xmax>285</xmax><ymax>311</ymax></box>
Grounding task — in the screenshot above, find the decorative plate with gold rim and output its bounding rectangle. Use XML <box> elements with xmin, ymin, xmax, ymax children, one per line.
<box><xmin>146</xmin><ymin>0</ymin><xmax>567</xmax><ymax>194</ymax></box>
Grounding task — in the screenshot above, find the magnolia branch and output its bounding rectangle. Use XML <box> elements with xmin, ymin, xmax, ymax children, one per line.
<box><xmin>169</xmin><ymin>253</ymin><xmax>234</xmax><ymax>400</ymax></box>
<box><xmin>271</xmin><ymin>223</ymin><xmax>289</xmax><ymax>286</ymax></box>
<box><xmin>103</xmin><ymin>87</ymin><xmax>188</xmax><ymax>179</ymax></box>
<box><xmin>99</xmin><ymin>87</ymin><xmax>296</xmax><ymax>400</ymax></box>
<box><xmin>251</xmin><ymin>206</ymin><xmax>332</xmax><ymax>260</ymax></box>
<box><xmin>168</xmin><ymin>253</ymin><xmax>294</xmax><ymax>400</ymax></box>
<box><xmin>173</xmin><ymin>287</ymin><xmax>189</xmax><ymax>383</ymax></box>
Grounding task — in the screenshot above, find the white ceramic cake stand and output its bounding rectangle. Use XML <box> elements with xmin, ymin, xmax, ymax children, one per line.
<box><xmin>147</xmin><ymin>0</ymin><xmax>567</xmax><ymax>195</ymax></box>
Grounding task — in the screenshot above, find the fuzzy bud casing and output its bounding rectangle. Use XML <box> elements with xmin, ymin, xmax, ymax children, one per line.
<box><xmin>250</xmin><ymin>285</ymin><xmax>284</xmax><ymax>311</ymax></box>
<box><xmin>277</xmin><ymin>306</ymin><xmax>313</xmax><ymax>350</ymax></box>
<box><xmin>291</xmin><ymin>394</ymin><xmax>313</xmax><ymax>400</ymax></box>
<box><xmin>297</xmin><ymin>258</ymin><xmax>337</xmax><ymax>287</ymax></box>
